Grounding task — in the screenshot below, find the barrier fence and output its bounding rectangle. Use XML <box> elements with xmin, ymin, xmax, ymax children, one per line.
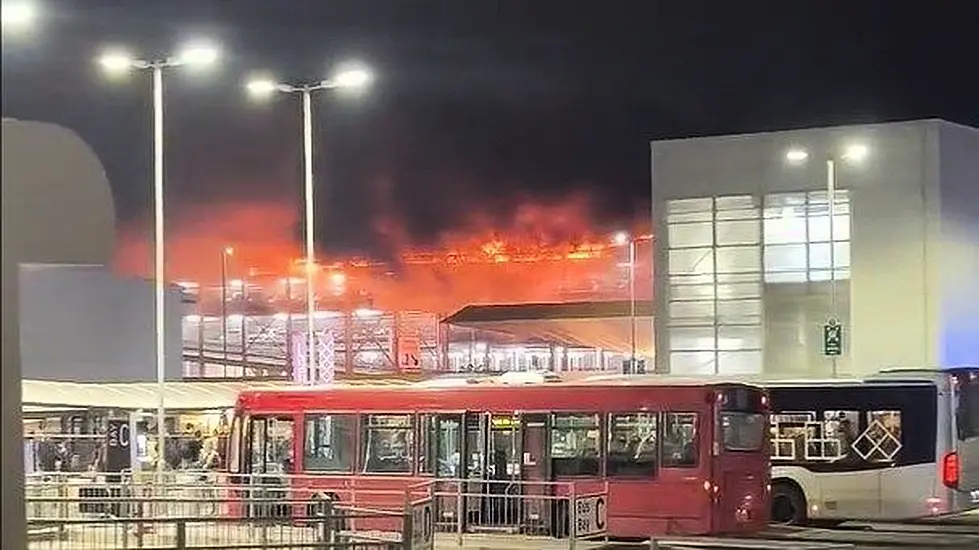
<box><xmin>25</xmin><ymin>472</ymin><xmax>609</xmax><ymax>549</ymax></box>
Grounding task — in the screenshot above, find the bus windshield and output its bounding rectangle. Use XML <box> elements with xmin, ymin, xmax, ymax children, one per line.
<box><xmin>718</xmin><ymin>386</ymin><xmax>767</xmax><ymax>452</ymax></box>
<box><xmin>722</xmin><ymin>412</ymin><xmax>766</xmax><ymax>451</ymax></box>
<box><xmin>955</xmin><ymin>371</ymin><xmax>979</xmax><ymax>440</ymax></box>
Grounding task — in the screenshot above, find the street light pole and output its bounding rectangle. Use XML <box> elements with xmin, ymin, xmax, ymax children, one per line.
<box><xmin>98</xmin><ymin>42</ymin><xmax>220</xmax><ymax>475</ymax></box>
<box><xmin>245</xmin><ymin>65</ymin><xmax>373</xmax><ymax>384</ymax></box>
<box><xmin>302</xmin><ymin>87</ymin><xmax>317</xmax><ymax>382</ymax></box>
<box><xmin>785</xmin><ymin>143</ymin><xmax>867</xmax><ymax>379</ymax></box>
<box><xmin>152</xmin><ymin>63</ymin><xmax>166</xmax><ymax>472</ymax></box>
<box><xmin>628</xmin><ymin>239</ymin><xmax>637</xmax><ymax>364</ymax></box>
<box><xmin>826</xmin><ymin>158</ymin><xmax>838</xmax><ymax>378</ymax></box>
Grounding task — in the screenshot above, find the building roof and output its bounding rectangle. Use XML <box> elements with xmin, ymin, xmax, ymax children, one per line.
<box><xmin>442</xmin><ymin>300</ymin><xmax>654</xmax><ymax>353</ymax></box>
<box><xmin>21</xmin><ymin>379</ymin><xmax>289</xmax><ymax>411</ymax></box>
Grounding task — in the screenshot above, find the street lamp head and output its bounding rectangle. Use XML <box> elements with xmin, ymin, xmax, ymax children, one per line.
<box><xmin>330</xmin><ymin>64</ymin><xmax>373</xmax><ymax>91</ymax></box>
<box><xmin>842</xmin><ymin>143</ymin><xmax>869</xmax><ymax>163</ymax></box>
<box><xmin>173</xmin><ymin>41</ymin><xmax>220</xmax><ymax>67</ymax></box>
<box><xmin>1</xmin><ymin>1</ymin><xmax>36</xmax><ymax>31</ymax></box>
<box><xmin>223</xmin><ymin>246</ymin><xmax>234</xmax><ymax>256</ymax></box>
<box><xmin>613</xmin><ymin>231</ymin><xmax>630</xmax><ymax>246</ymax></box>
<box><xmin>785</xmin><ymin>148</ymin><xmax>809</xmax><ymax>164</ymax></box>
<box><xmin>245</xmin><ymin>77</ymin><xmax>280</xmax><ymax>98</ymax></box>
<box><xmin>98</xmin><ymin>50</ymin><xmax>137</xmax><ymax>74</ymax></box>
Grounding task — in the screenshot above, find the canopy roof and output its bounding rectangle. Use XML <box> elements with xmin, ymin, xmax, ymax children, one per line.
<box><xmin>443</xmin><ymin>300</ymin><xmax>654</xmax><ymax>353</ymax></box>
<box><xmin>21</xmin><ymin>379</ymin><xmax>288</xmax><ymax>411</ymax></box>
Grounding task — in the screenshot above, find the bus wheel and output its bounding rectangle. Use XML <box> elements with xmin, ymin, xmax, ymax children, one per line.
<box><xmin>771</xmin><ymin>482</ymin><xmax>807</xmax><ymax>525</ymax></box>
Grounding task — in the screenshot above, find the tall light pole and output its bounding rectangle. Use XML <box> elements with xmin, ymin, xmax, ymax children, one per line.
<box><xmin>245</xmin><ymin>64</ymin><xmax>373</xmax><ymax>381</ymax></box>
<box><xmin>785</xmin><ymin>143</ymin><xmax>868</xmax><ymax>377</ymax></box>
<box><xmin>614</xmin><ymin>231</ymin><xmax>638</xmax><ymax>369</ymax></box>
<box><xmin>98</xmin><ymin>41</ymin><xmax>220</xmax><ymax>474</ymax></box>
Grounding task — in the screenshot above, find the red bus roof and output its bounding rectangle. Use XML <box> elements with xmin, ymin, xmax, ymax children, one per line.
<box><xmin>236</xmin><ymin>373</ymin><xmax>763</xmax><ymax>414</ymax></box>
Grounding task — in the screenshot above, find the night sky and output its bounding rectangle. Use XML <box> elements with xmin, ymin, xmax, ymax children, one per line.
<box><xmin>3</xmin><ymin>1</ymin><xmax>977</xmax><ymax>259</ymax></box>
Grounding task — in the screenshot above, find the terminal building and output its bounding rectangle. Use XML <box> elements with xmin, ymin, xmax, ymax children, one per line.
<box><xmin>651</xmin><ymin>119</ymin><xmax>979</xmax><ymax>377</ymax></box>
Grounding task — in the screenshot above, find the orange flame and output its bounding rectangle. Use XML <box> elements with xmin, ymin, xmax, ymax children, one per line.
<box><xmin>113</xmin><ymin>194</ymin><xmax>651</xmax><ymax>314</ymax></box>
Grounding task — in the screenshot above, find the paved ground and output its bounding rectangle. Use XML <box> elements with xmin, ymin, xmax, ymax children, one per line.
<box><xmin>27</xmin><ymin>513</ymin><xmax>979</xmax><ymax>550</ymax></box>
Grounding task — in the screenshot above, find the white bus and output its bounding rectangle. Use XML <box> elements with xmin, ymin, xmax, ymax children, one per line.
<box><xmin>767</xmin><ymin>367</ymin><xmax>979</xmax><ymax>524</ymax></box>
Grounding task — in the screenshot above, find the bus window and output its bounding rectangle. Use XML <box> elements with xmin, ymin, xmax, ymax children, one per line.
<box><xmin>420</xmin><ymin>415</ymin><xmax>461</xmax><ymax>477</ymax></box>
<box><xmin>304</xmin><ymin>414</ymin><xmax>355</xmax><ymax>472</ymax></box>
<box><xmin>858</xmin><ymin>410</ymin><xmax>902</xmax><ymax>462</ymax></box>
<box><xmin>956</xmin><ymin>373</ymin><xmax>979</xmax><ymax>440</ymax></box>
<box><xmin>662</xmin><ymin>413</ymin><xmax>698</xmax><ymax>467</ymax></box>
<box><xmin>550</xmin><ymin>413</ymin><xmax>600</xmax><ymax>476</ymax></box>
<box><xmin>362</xmin><ymin>414</ymin><xmax>414</xmax><ymax>474</ymax></box>
<box><xmin>721</xmin><ymin>411</ymin><xmax>766</xmax><ymax>452</ymax></box>
<box><xmin>607</xmin><ymin>413</ymin><xmax>657</xmax><ymax>477</ymax></box>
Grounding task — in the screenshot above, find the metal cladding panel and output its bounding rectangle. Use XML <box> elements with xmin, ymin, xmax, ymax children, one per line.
<box><xmin>18</xmin><ymin>264</ymin><xmax>185</xmax><ymax>382</ymax></box>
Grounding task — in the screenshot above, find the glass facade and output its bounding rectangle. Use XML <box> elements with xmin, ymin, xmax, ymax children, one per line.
<box><xmin>664</xmin><ymin>192</ymin><xmax>851</xmax><ymax>375</ymax></box>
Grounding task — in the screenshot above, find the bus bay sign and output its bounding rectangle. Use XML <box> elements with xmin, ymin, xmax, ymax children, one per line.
<box><xmin>409</xmin><ymin>497</ymin><xmax>434</xmax><ymax>550</ymax></box>
<box><xmin>574</xmin><ymin>495</ymin><xmax>607</xmax><ymax>538</ymax></box>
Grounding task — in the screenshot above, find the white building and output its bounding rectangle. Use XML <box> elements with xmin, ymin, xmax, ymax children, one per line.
<box><xmin>651</xmin><ymin>119</ymin><xmax>979</xmax><ymax>377</ymax></box>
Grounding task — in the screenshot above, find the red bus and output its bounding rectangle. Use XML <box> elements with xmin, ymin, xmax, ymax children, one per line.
<box><xmin>227</xmin><ymin>374</ymin><xmax>770</xmax><ymax>538</ymax></box>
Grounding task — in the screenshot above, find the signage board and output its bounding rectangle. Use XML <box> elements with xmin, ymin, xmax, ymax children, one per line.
<box><xmin>574</xmin><ymin>495</ymin><xmax>607</xmax><ymax>538</ymax></box>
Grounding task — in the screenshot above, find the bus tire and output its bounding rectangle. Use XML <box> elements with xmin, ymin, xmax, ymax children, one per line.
<box><xmin>771</xmin><ymin>481</ymin><xmax>807</xmax><ymax>525</ymax></box>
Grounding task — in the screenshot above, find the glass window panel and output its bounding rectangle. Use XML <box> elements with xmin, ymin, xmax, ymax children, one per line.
<box><xmin>669</xmin><ymin>284</ymin><xmax>715</xmax><ymax>301</ymax></box>
<box><xmin>808</xmin><ymin>214</ymin><xmax>831</xmax><ymax>242</ymax></box>
<box><xmin>808</xmin><ymin>214</ymin><xmax>849</xmax><ymax>242</ymax></box>
<box><xmin>809</xmin><ymin>269</ymin><xmax>851</xmax><ymax>282</ymax></box>
<box><xmin>764</xmin><ymin>216</ymin><xmax>807</xmax><ymax>244</ymax></box>
<box><xmin>765</xmin><ymin>193</ymin><xmax>807</xmax><ymax>212</ymax></box>
<box><xmin>668</xmin><ymin>198</ymin><xmax>713</xmax><ymax>214</ymax></box>
<box><xmin>716</xmin><ymin>219</ymin><xmax>760</xmax><ymax>245</ymax></box>
<box><xmin>304</xmin><ymin>414</ymin><xmax>356</xmax><ymax>472</ymax></box>
<box><xmin>717</xmin><ymin>350</ymin><xmax>763</xmax><ymax>375</ymax></box>
<box><xmin>361</xmin><ymin>414</ymin><xmax>414</xmax><ymax>474</ymax></box>
<box><xmin>765</xmin><ymin>271</ymin><xmax>808</xmax><ymax>283</ymax></box>
<box><xmin>668</xmin><ymin>248</ymin><xmax>714</xmax><ymax>275</ymax></box>
<box><xmin>550</xmin><ymin>413</ymin><xmax>600</xmax><ymax>476</ymax></box>
<box><xmin>668</xmin><ymin>222</ymin><xmax>713</xmax><ymax>248</ymax></box>
<box><xmin>717</xmin><ymin>299</ymin><xmax>762</xmax><ymax>324</ymax></box>
<box><xmin>833</xmin><ymin>215</ymin><xmax>850</xmax><ymax>241</ymax></box>
<box><xmin>716</xmin><ymin>246</ymin><xmax>761</xmax><ymax>274</ymax></box>
<box><xmin>809</xmin><ymin>242</ymin><xmax>850</xmax><ymax>270</ymax></box>
<box><xmin>716</xmin><ymin>195</ymin><xmax>757</xmax><ymax>211</ymax></box>
<box><xmin>662</xmin><ymin>413</ymin><xmax>699</xmax><ymax>468</ymax></box>
<box><xmin>670</xmin><ymin>352</ymin><xmax>717</xmax><ymax>375</ymax></box>
<box><xmin>717</xmin><ymin>282</ymin><xmax>762</xmax><ymax>300</ymax></box>
<box><xmin>669</xmin><ymin>326</ymin><xmax>716</xmax><ymax>351</ymax></box>
<box><xmin>667</xmin><ymin>211</ymin><xmax>713</xmax><ymax>223</ymax></box>
<box><xmin>669</xmin><ymin>300</ymin><xmax>715</xmax><ymax>321</ymax></box>
<box><xmin>716</xmin><ymin>208</ymin><xmax>759</xmax><ymax>221</ymax></box>
<box><xmin>717</xmin><ymin>272</ymin><xmax>763</xmax><ymax>284</ymax></box>
<box><xmin>669</xmin><ymin>273</ymin><xmax>715</xmax><ymax>286</ymax></box>
<box><xmin>764</xmin><ymin>244</ymin><xmax>808</xmax><ymax>272</ymax></box>
<box><xmin>717</xmin><ymin>325</ymin><xmax>763</xmax><ymax>350</ymax></box>
<box><xmin>607</xmin><ymin>413</ymin><xmax>658</xmax><ymax>477</ymax></box>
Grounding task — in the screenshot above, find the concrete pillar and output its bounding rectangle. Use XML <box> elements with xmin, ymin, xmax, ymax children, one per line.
<box><xmin>2</xmin><ymin>119</ymin><xmax>115</xmax><ymax>549</ymax></box>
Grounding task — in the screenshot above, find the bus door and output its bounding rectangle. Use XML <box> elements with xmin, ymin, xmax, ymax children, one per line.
<box><xmin>520</xmin><ymin>413</ymin><xmax>551</xmax><ymax>535</ymax></box>
<box><xmin>463</xmin><ymin>412</ymin><xmax>523</xmax><ymax>530</ymax></box>
<box><xmin>244</xmin><ymin>415</ymin><xmax>295</xmax><ymax>519</ymax></box>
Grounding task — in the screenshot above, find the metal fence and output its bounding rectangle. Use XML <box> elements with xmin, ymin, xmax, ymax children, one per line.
<box><xmin>25</xmin><ymin>472</ymin><xmax>609</xmax><ymax>549</ymax></box>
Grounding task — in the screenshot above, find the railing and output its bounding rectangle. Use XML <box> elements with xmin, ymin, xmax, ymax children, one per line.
<box><xmin>25</xmin><ymin>472</ymin><xmax>609</xmax><ymax>549</ymax></box>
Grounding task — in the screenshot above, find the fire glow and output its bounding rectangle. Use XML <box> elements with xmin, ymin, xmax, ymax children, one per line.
<box><xmin>113</xmin><ymin>194</ymin><xmax>651</xmax><ymax>314</ymax></box>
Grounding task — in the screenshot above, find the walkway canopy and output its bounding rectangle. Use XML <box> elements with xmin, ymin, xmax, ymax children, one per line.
<box><xmin>21</xmin><ymin>379</ymin><xmax>289</xmax><ymax>412</ymax></box>
<box><xmin>443</xmin><ymin>300</ymin><xmax>654</xmax><ymax>354</ymax></box>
